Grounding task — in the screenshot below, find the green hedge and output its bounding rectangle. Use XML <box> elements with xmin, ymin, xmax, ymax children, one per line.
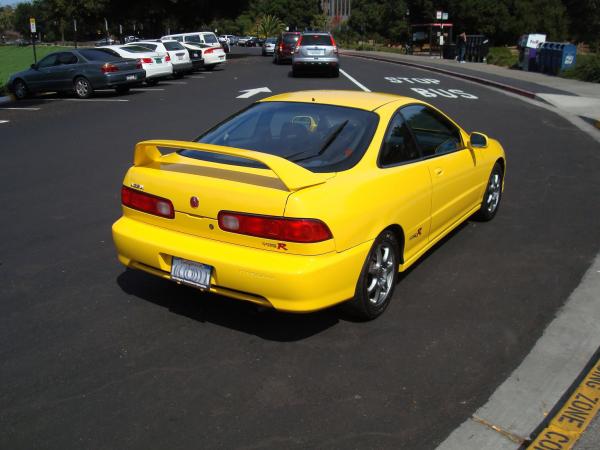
<box><xmin>486</xmin><ymin>47</ymin><xmax>518</xmax><ymax>67</ymax></box>
<box><xmin>560</xmin><ymin>53</ymin><xmax>600</xmax><ymax>83</ymax></box>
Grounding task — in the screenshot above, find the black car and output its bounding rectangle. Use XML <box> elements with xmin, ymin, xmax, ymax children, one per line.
<box><xmin>8</xmin><ymin>48</ymin><xmax>146</xmax><ymax>99</ymax></box>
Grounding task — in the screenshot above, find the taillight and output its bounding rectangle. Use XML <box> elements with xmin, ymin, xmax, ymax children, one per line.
<box><xmin>121</xmin><ymin>186</ymin><xmax>174</xmax><ymax>219</ymax></box>
<box><xmin>140</xmin><ymin>57</ymin><xmax>153</xmax><ymax>64</ymax></box>
<box><xmin>165</xmin><ymin>54</ymin><xmax>171</xmax><ymax>62</ymax></box>
<box><xmin>278</xmin><ymin>43</ymin><xmax>283</xmax><ymax>51</ymax></box>
<box><xmin>331</xmin><ymin>35</ymin><xmax>338</xmax><ymax>54</ymax></box>
<box><xmin>204</xmin><ymin>47</ymin><xmax>215</xmax><ymax>54</ymax></box>
<box><xmin>218</xmin><ymin>211</ymin><xmax>332</xmax><ymax>243</ymax></box>
<box><xmin>294</xmin><ymin>36</ymin><xmax>303</xmax><ymax>53</ymax></box>
<box><xmin>101</xmin><ymin>63</ymin><xmax>119</xmax><ymax>73</ymax></box>
<box><xmin>135</xmin><ymin>60</ymin><xmax>142</xmax><ymax>69</ymax></box>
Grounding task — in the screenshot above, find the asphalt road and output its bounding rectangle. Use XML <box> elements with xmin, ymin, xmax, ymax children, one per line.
<box><xmin>1</xmin><ymin>47</ymin><xmax>600</xmax><ymax>449</ymax></box>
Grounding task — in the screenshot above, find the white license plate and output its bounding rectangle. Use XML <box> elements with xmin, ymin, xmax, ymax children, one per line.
<box><xmin>155</xmin><ymin>58</ymin><xmax>162</xmax><ymax>63</ymax></box>
<box><xmin>171</xmin><ymin>257</ymin><xmax>212</xmax><ymax>289</ymax></box>
<box><xmin>307</xmin><ymin>50</ymin><xmax>324</xmax><ymax>56</ymax></box>
<box><xmin>126</xmin><ymin>74</ymin><xmax>136</xmax><ymax>80</ymax></box>
<box><xmin>177</xmin><ymin>55</ymin><xmax>183</xmax><ymax>60</ymax></box>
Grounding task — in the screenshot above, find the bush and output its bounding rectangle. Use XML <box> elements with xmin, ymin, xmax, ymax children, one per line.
<box><xmin>560</xmin><ymin>53</ymin><xmax>600</xmax><ymax>83</ymax></box>
<box><xmin>486</xmin><ymin>47</ymin><xmax>518</xmax><ymax>67</ymax></box>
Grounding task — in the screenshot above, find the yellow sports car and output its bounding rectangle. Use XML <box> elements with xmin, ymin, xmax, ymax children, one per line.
<box><xmin>112</xmin><ymin>91</ymin><xmax>505</xmax><ymax>320</ymax></box>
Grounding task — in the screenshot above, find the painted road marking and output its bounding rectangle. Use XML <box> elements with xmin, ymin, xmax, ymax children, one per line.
<box><xmin>340</xmin><ymin>69</ymin><xmax>371</xmax><ymax>92</ymax></box>
<box><xmin>385</xmin><ymin>77</ymin><xmax>441</xmax><ymax>84</ymax></box>
<box><xmin>527</xmin><ymin>356</ymin><xmax>600</xmax><ymax>449</ymax></box>
<box><xmin>410</xmin><ymin>88</ymin><xmax>478</xmax><ymax>100</ymax></box>
<box><xmin>0</xmin><ymin>120</ymin><xmax>9</xmax><ymax>124</ymax></box>
<box><xmin>236</xmin><ymin>87</ymin><xmax>272</xmax><ymax>99</ymax></box>
<box><xmin>41</xmin><ymin>98</ymin><xmax>129</xmax><ymax>102</ymax></box>
<box><xmin>131</xmin><ymin>88</ymin><xmax>166</xmax><ymax>91</ymax></box>
<box><xmin>162</xmin><ymin>81</ymin><xmax>188</xmax><ymax>85</ymax></box>
<box><xmin>0</xmin><ymin>107</ymin><xmax>41</xmax><ymax>110</ymax></box>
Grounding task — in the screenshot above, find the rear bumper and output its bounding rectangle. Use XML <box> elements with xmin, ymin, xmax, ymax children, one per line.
<box><xmin>103</xmin><ymin>70</ymin><xmax>146</xmax><ymax>87</ymax></box>
<box><xmin>172</xmin><ymin>61</ymin><xmax>193</xmax><ymax>73</ymax></box>
<box><xmin>112</xmin><ymin>216</ymin><xmax>370</xmax><ymax>312</ymax></box>
<box><xmin>293</xmin><ymin>57</ymin><xmax>339</xmax><ymax>69</ymax></box>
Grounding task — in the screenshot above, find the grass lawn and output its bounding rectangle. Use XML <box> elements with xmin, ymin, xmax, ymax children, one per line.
<box><xmin>0</xmin><ymin>44</ymin><xmax>71</xmax><ymax>93</ymax></box>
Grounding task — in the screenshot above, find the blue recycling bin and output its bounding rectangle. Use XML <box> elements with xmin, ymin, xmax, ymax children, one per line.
<box><xmin>559</xmin><ymin>44</ymin><xmax>577</xmax><ymax>72</ymax></box>
<box><xmin>551</xmin><ymin>43</ymin><xmax>565</xmax><ymax>74</ymax></box>
<box><xmin>537</xmin><ymin>43</ymin><xmax>553</xmax><ymax>74</ymax></box>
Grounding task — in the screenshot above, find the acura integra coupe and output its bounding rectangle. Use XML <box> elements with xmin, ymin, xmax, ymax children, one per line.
<box><xmin>112</xmin><ymin>91</ymin><xmax>505</xmax><ymax>320</ymax></box>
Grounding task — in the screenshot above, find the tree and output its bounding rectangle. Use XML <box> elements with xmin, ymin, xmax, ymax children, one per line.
<box><xmin>0</xmin><ymin>6</ymin><xmax>15</xmax><ymax>36</ymax></box>
<box><xmin>257</xmin><ymin>14</ymin><xmax>285</xmax><ymax>38</ymax></box>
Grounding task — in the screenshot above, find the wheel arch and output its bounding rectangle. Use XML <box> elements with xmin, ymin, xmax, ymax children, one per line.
<box><xmin>383</xmin><ymin>224</ymin><xmax>405</xmax><ymax>264</ymax></box>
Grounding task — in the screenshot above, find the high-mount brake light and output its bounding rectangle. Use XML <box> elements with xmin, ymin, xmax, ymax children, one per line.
<box><xmin>121</xmin><ymin>186</ymin><xmax>174</xmax><ymax>219</ymax></box>
<box><xmin>218</xmin><ymin>211</ymin><xmax>332</xmax><ymax>243</ymax></box>
<box><xmin>101</xmin><ymin>63</ymin><xmax>119</xmax><ymax>73</ymax></box>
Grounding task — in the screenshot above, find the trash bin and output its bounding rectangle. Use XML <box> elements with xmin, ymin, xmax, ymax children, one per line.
<box><xmin>538</xmin><ymin>42</ymin><xmax>577</xmax><ymax>75</ymax></box>
<box><xmin>442</xmin><ymin>44</ymin><xmax>456</xmax><ymax>59</ymax></box>
<box><xmin>559</xmin><ymin>44</ymin><xmax>577</xmax><ymax>72</ymax></box>
<box><xmin>538</xmin><ymin>42</ymin><xmax>556</xmax><ymax>74</ymax></box>
<box><xmin>465</xmin><ymin>35</ymin><xmax>488</xmax><ymax>62</ymax></box>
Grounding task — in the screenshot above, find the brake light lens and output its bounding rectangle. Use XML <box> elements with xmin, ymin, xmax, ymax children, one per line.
<box><xmin>140</xmin><ymin>57</ymin><xmax>153</xmax><ymax>64</ymax></box>
<box><xmin>121</xmin><ymin>186</ymin><xmax>174</xmax><ymax>219</ymax></box>
<box><xmin>165</xmin><ymin>54</ymin><xmax>171</xmax><ymax>62</ymax></box>
<box><xmin>218</xmin><ymin>211</ymin><xmax>332</xmax><ymax>243</ymax></box>
<box><xmin>204</xmin><ymin>47</ymin><xmax>215</xmax><ymax>54</ymax></box>
<box><xmin>294</xmin><ymin>36</ymin><xmax>303</xmax><ymax>53</ymax></box>
<box><xmin>331</xmin><ymin>35</ymin><xmax>338</xmax><ymax>54</ymax></box>
<box><xmin>101</xmin><ymin>63</ymin><xmax>119</xmax><ymax>73</ymax></box>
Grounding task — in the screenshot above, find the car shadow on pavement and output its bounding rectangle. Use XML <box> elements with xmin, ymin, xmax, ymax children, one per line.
<box><xmin>116</xmin><ymin>269</ymin><xmax>340</xmax><ymax>341</ymax></box>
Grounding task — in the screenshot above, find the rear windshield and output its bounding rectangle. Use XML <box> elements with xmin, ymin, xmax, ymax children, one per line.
<box><xmin>283</xmin><ymin>34</ymin><xmax>300</xmax><ymax>44</ymax></box>
<box><xmin>184</xmin><ymin>102</ymin><xmax>379</xmax><ymax>173</ymax></box>
<box><xmin>120</xmin><ymin>45</ymin><xmax>150</xmax><ymax>53</ymax></box>
<box><xmin>301</xmin><ymin>34</ymin><xmax>333</xmax><ymax>46</ymax></box>
<box><xmin>136</xmin><ymin>43</ymin><xmax>158</xmax><ymax>51</ymax></box>
<box><xmin>79</xmin><ymin>49</ymin><xmax>121</xmax><ymax>61</ymax></box>
<box><xmin>184</xmin><ymin>35</ymin><xmax>201</xmax><ymax>43</ymax></box>
<box><xmin>163</xmin><ymin>41</ymin><xmax>185</xmax><ymax>50</ymax></box>
<box><xmin>266</xmin><ymin>38</ymin><xmax>277</xmax><ymax>43</ymax></box>
<box><xmin>203</xmin><ymin>34</ymin><xmax>218</xmax><ymax>44</ymax></box>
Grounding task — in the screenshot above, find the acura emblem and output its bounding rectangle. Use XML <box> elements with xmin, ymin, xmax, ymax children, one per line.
<box><xmin>190</xmin><ymin>196</ymin><xmax>199</xmax><ymax>208</ymax></box>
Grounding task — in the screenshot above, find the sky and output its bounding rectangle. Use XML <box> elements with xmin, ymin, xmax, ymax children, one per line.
<box><xmin>0</xmin><ymin>0</ymin><xmax>23</xmax><ymax>6</ymax></box>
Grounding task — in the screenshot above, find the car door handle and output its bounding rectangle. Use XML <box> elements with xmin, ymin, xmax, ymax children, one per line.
<box><xmin>434</xmin><ymin>168</ymin><xmax>444</xmax><ymax>176</ymax></box>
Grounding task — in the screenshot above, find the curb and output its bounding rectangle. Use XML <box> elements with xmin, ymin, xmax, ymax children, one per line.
<box><xmin>341</xmin><ymin>51</ymin><xmax>549</xmax><ymax>103</ymax></box>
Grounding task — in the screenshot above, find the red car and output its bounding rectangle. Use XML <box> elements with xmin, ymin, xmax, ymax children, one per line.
<box><xmin>273</xmin><ymin>32</ymin><xmax>301</xmax><ymax>64</ymax></box>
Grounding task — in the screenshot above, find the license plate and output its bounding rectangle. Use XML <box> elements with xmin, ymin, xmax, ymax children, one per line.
<box><xmin>177</xmin><ymin>55</ymin><xmax>183</xmax><ymax>60</ymax></box>
<box><xmin>171</xmin><ymin>257</ymin><xmax>212</xmax><ymax>289</ymax></box>
<box><xmin>307</xmin><ymin>50</ymin><xmax>324</xmax><ymax>56</ymax></box>
<box><xmin>155</xmin><ymin>57</ymin><xmax>162</xmax><ymax>63</ymax></box>
<box><xmin>126</xmin><ymin>74</ymin><xmax>136</xmax><ymax>80</ymax></box>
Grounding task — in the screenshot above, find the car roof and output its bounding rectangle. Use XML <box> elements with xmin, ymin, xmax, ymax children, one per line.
<box><xmin>260</xmin><ymin>90</ymin><xmax>420</xmax><ymax>111</ymax></box>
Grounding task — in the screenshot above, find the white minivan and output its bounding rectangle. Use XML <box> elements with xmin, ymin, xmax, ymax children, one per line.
<box><xmin>161</xmin><ymin>32</ymin><xmax>222</xmax><ymax>49</ymax></box>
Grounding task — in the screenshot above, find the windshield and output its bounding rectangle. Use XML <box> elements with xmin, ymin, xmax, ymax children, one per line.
<box><xmin>266</xmin><ymin>38</ymin><xmax>277</xmax><ymax>43</ymax></box>
<box><xmin>120</xmin><ymin>45</ymin><xmax>150</xmax><ymax>53</ymax></box>
<box><xmin>79</xmin><ymin>49</ymin><xmax>121</xmax><ymax>61</ymax></box>
<box><xmin>184</xmin><ymin>102</ymin><xmax>378</xmax><ymax>173</ymax></box>
<box><xmin>163</xmin><ymin>41</ymin><xmax>185</xmax><ymax>50</ymax></box>
<box><xmin>283</xmin><ymin>34</ymin><xmax>300</xmax><ymax>44</ymax></box>
<box><xmin>204</xmin><ymin>34</ymin><xmax>218</xmax><ymax>43</ymax></box>
<box><xmin>184</xmin><ymin>35</ymin><xmax>201</xmax><ymax>43</ymax></box>
<box><xmin>301</xmin><ymin>34</ymin><xmax>333</xmax><ymax>46</ymax></box>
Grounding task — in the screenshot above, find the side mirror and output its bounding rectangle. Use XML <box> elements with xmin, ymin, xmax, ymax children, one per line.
<box><xmin>469</xmin><ymin>132</ymin><xmax>489</xmax><ymax>149</ymax></box>
<box><xmin>30</xmin><ymin>63</ymin><xmax>38</xmax><ymax>70</ymax></box>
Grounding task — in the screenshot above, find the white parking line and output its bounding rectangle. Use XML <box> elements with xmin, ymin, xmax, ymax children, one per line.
<box><xmin>339</xmin><ymin>69</ymin><xmax>371</xmax><ymax>92</ymax></box>
<box><xmin>187</xmin><ymin>75</ymin><xmax>206</xmax><ymax>79</ymax></box>
<box><xmin>0</xmin><ymin>107</ymin><xmax>41</xmax><ymax>111</ymax></box>
<box><xmin>0</xmin><ymin>120</ymin><xmax>9</xmax><ymax>124</ymax></box>
<box><xmin>41</xmin><ymin>98</ymin><xmax>129</xmax><ymax>102</ymax></box>
<box><xmin>162</xmin><ymin>81</ymin><xmax>188</xmax><ymax>85</ymax></box>
<box><xmin>131</xmin><ymin>88</ymin><xmax>166</xmax><ymax>91</ymax></box>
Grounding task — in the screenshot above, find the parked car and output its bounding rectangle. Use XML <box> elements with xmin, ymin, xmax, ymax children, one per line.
<box><xmin>95</xmin><ymin>37</ymin><xmax>116</xmax><ymax>47</ymax></box>
<box><xmin>256</xmin><ymin>37</ymin><xmax>266</xmax><ymax>46</ymax></box>
<box><xmin>161</xmin><ymin>31</ymin><xmax>221</xmax><ymax>49</ymax></box>
<box><xmin>101</xmin><ymin>45</ymin><xmax>172</xmax><ymax>85</ymax></box>
<box><xmin>181</xmin><ymin>42</ymin><xmax>226</xmax><ymax>71</ymax></box>
<box><xmin>262</xmin><ymin>37</ymin><xmax>277</xmax><ymax>56</ymax></box>
<box><xmin>123</xmin><ymin>35</ymin><xmax>139</xmax><ymax>43</ymax></box>
<box><xmin>220</xmin><ymin>35</ymin><xmax>237</xmax><ymax>46</ymax></box>
<box><xmin>181</xmin><ymin>43</ymin><xmax>204</xmax><ymax>71</ymax></box>
<box><xmin>273</xmin><ymin>32</ymin><xmax>301</xmax><ymax>64</ymax></box>
<box><xmin>129</xmin><ymin>40</ymin><xmax>192</xmax><ymax>78</ymax></box>
<box><xmin>112</xmin><ymin>90</ymin><xmax>506</xmax><ymax>320</ymax></box>
<box><xmin>217</xmin><ymin>36</ymin><xmax>231</xmax><ymax>52</ymax></box>
<box><xmin>8</xmin><ymin>48</ymin><xmax>145</xmax><ymax>99</ymax></box>
<box><xmin>238</xmin><ymin>36</ymin><xmax>255</xmax><ymax>47</ymax></box>
<box><xmin>292</xmin><ymin>32</ymin><xmax>339</xmax><ymax>77</ymax></box>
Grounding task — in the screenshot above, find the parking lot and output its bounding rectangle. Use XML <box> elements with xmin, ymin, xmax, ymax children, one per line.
<box><xmin>1</xmin><ymin>46</ymin><xmax>600</xmax><ymax>449</ymax></box>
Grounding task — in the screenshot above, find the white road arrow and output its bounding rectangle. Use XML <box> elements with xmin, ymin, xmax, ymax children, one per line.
<box><xmin>236</xmin><ymin>87</ymin><xmax>272</xmax><ymax>99</ymax></box>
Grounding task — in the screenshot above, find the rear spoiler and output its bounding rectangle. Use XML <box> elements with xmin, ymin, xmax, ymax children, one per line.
<box><xmin>134</xmin><ymin>140</ymin><xmax>331</xmax><ymax>192</ymax></box>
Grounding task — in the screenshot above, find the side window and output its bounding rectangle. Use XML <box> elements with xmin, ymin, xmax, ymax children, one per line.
<box><xmin>401</xmin><ymin>105</ymin><xmax>462</xmax><ymax>157</ymax></box>
<box><xmin>379</xmin><ymin>112</ymin><xmax>420</xmax><ymax>166</ymax></box>
<box><xmin>38</xmin><ymin>54</ymin><xmax>58</xmax><ymax>68</ymax></box>
<box><xmin>58</xmin><ymin>52</ymin><xmax>78</xmax><ymax>65</ymax></box>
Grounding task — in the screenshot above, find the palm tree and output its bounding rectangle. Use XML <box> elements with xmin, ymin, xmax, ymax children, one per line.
<box><xmin>257</xmin><ymin>14</ymin><xmax>285</xmax><ymax>39</ymax></box>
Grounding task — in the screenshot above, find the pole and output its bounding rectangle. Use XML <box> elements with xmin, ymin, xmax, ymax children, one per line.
<box><xmin>73</xmin><ymin>19</ymin><xmax>77</xmax><ymax>48</ymax></box>
<box><xmin>104</xmin><ymin>17</ymin><xmax>109</xmax><ymax>42</ymax></box>
<box><xmin>32</xmin><ymin>33</ymin><xmax>37</xmax><ymax>63</ymax></box>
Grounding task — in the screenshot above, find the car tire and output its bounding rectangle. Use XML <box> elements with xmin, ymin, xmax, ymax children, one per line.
<box><xmin>204</xmin><ymin>65</ymin><xmax>216</xmax><ymax>71</ymax></box>
<box><xmin>115</xmin><ymin>86</ymin><xmax>130</xmax><ymax>95</ymax></box>
<box><xmin>12</xmin><ymin>79</ymin><xmax>29</xmax><ymax>100</ymax></box>
<box><xmin>73</xmin><ymin>76</ymin><xmax>93</xmax><ymax>99</ymax></box>
<box><xmin>474</xmin><ymin>162</ymin><xmax>504</xmax><ymax>221</ymax></box>
<box><xmin>342</xmin><ymin>230</ymin><xmax>400</xmax><ymax>321</ymax></box>
<box><xmin>146</xmin><ymin>79</ymin><xmax>159</xmax><ymax>86</ymax></box>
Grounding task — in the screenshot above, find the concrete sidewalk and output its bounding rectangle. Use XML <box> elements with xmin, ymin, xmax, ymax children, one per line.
<box><xmin>342</xmin><ymin>50</ymin><xmax>600</xmax><ymax>130</ymax></box>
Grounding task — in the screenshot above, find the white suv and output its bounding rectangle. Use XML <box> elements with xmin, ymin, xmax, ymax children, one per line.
<box><xmin>162</xmin><ymin>32</ymin><xmax>221</xmax><ymax>49</ymax></box>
